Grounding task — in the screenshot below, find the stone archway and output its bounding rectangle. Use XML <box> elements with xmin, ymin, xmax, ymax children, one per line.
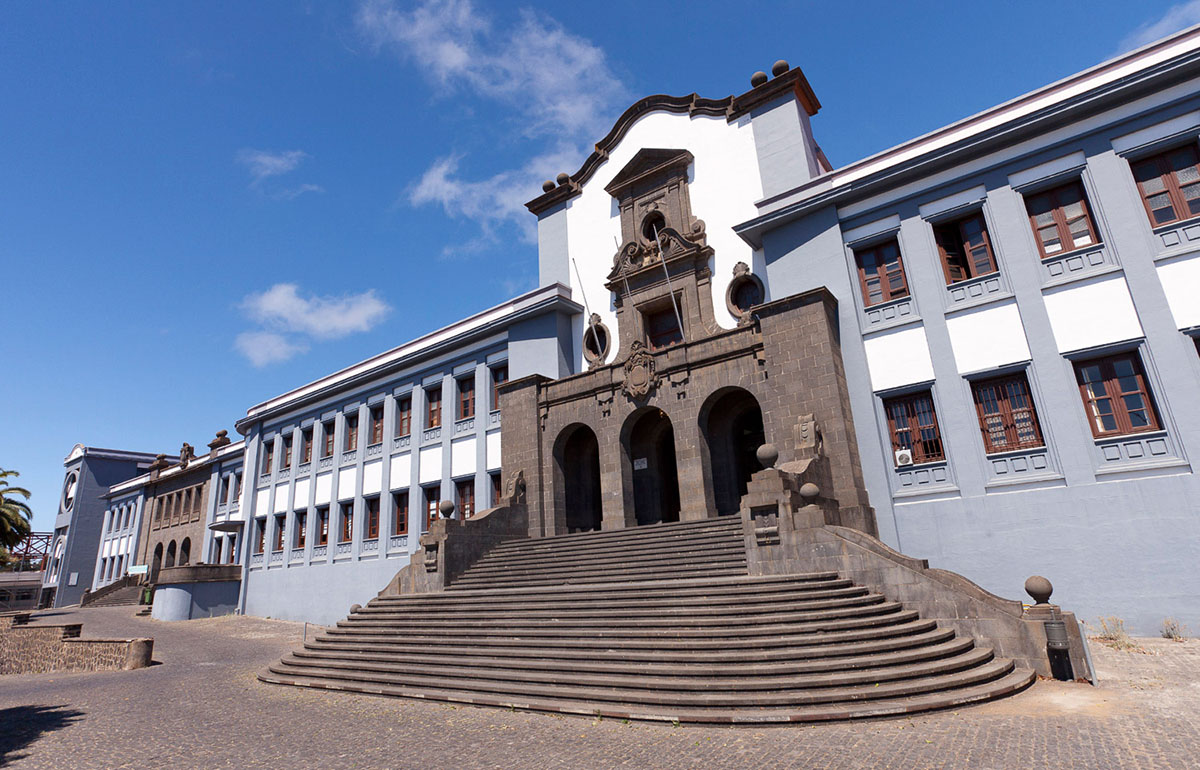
<box><xmin>151</xmin><ymin>543</ymin><xmax>163</xmax><ymax>582</ymax></box>
<box><xmin>625</xmin><ymin>408</ymin><xmax>681</xmax><ymax>526</ymax></box>
<box><xmin>179</xmin><ymin>538</ymin><xmax>191</xmax><ymax>566</ymax></box>
<box><xmin>556</xmin><ymin>424</ymin><xmax>603</xmax><ymax>533</ymax></box>
<box><xmin>165</xmin><ymin>540</ymin><xmax>177</xmax><ymax>569</ymax></box>
<box><xmin>700</xmin><ymin>387</ymin><xmax>766</xmax><ymax>516</ymax></box>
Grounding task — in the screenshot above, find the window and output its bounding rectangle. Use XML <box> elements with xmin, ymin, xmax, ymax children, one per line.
<box><xmin>301</xmin><ymin>428</ymin><xmax>313</xmax><ymax>464</ymax></box>
<box><xmin>1073</xmin><ymin>353</ymin><xmax>1161</xmax><ymax>438</ymax></box>
<box><xmin>365</xmin><ymin>496</ymin><xmax>380</xmax><ymax>539</ymax></box>
<box><xmin>491</xmin><ymin>472</ymin><xmax>502</xmax><ymax>505</ymax></box>
<box><xmin>282</xmin><ymin>436</ymin><xmax>293</xmax><ymax>468</ymax></box>
<box><xmin>1024</xmin><ymin>181</ymin><xmax>1099</xmax><ymax>257</ymax></box>
<box><xmin>221</xmin><ymin>475</ymin><xmax>232</xmax><ymax>502</ymax></box>
<box><xmin>427</xmin><ymin>387</ymin><xmax>442</xmax><ymax>429</ymax></box>
<box><xmin>970</xmin><ymin>374</ymin><xmax>1044</xmax><ymax>453</ymax></box>
<box><xmin>491</xmin><ymin>366</ymin><xmax>507</xmax><ymax>411</ymax></box>
<box><xmin>272</xmin><ymin>514</ymin><xmax>285</xmax><ymax>552</ymax></box>
<box><xmin>854</xmin><ymin>239</ymin><xmax>909</xmax><ymax>307</ymax></box>
<box><xmin>262</xmin><ymin>441</ymin><xmax>274</xmax><ymax>475</ymax></box>
<box><xmin>344</xmin><ymin>415</ymin><xmax>359</xmax><ymax>452</ymax></box>
<box><xmin>456</xmin><ymin>479</ymin><xmax>475</xmax><ymax>519</ymax></box>
<box><xmin>294</xmin><ymin>511</ymin><xmax>307</xmax><ymax>548</ymax></box>
<box><xmin>933</xmin><ymin>212</ymin><xmax>997</xmax><ymax>284</ymax></box>
<box><xmin>321</xmin><ymin>420</ymin><xmax>335</xmax><ymax>458</ymax></box>
<box><xmin>645</xmin><ymin>306</ymin><xmax>683</xmax><ymax>350</ymax></box>
<box><xmin>392</xmin><ymin>491</ymin><xmax>409</xmax><ymax>536</ymax></box>
<box><xmin>1130</xmin><ymin>144</ymin><xmax>1200</xmax><ymax>226</ymax></box>
<box><xmin>316</xmin><ymin>506</ymin><xmax>329</xmax><ymax>546</ymax></box>
<box><xmin>457</xmin><ymin>377</ymin><xmax>475</xmax><ymax>420</ymax></box>
<box><xmin>369</xmin><ymin>406</ymin><xmax>384</xmax><ymax>446</ymax></box>
<box><xmin>424</xmin><ymin>486</ymin><xmax>440</xmax><ymax>530</ymax></box>
<box><xmin>339</xmin><ymin>502</ymin><xmax>353</xmax><ymax>543</ymax></box>
<box><xmin>883</xmin><ymin>390</ymin><xmax>945</xmax><ymax>465</ymax></box>
<box><xmin>395</xmin><ymin>397</ymin><xmax>412</xmax><ymax>437</ymax></box>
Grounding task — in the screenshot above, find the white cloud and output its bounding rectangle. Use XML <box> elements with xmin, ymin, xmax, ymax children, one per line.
<box><xmin>234</xmin><ymin>284</ymin><xmax>391</xmax><ymax>366</ymax></box>
<box><xmin>234</xmin><ymin>331</ymin><xmax>310</xmax><ymax>368</ymax></box>
<box><xmin>356</xmin><ymin>0</ymin><xmax>629</xmax><ymax>247</ymax></box>
<box><xmin>236</xmin><ymin>149</ymin><xmax>309</xmax><ymax>183</ymax></box>
<box><xmin>1118</xmin><ymin>1</ymin><xmax>1200</xmax><ymax>53</ymax></box>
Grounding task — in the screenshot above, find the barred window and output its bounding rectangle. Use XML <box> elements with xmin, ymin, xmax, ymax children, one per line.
<box><xmin>883</xmin><ymin>390</ymin><xmax>945</xmax><ymax>465</ymax></box>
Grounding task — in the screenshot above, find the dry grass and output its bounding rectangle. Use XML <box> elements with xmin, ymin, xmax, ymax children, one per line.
<box><xmin>1161</xmin><ymin>617</ymin><xmax>1190</xmax><ymax>642</ymax></box>
<box><xmin>1090</xmin><ymin>616</ymin><xmax>1141</xmax><ymax>651</ymax></box>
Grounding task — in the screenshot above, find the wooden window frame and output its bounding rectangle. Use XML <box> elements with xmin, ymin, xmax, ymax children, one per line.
<box><xmin>491</xmin><ymin>366</ymin><xmax>507</xmax><ymax>412</ymax></box>
<box><xmin>321</xmin><ymin>421</ymin><xmax>335</xmax><ymax>459</ymax></box>
<box><xmin>1072</xmin><ymin>352</ymin><xmax>1162</xmax><ymax>438</ymax></box>
<box><xmin>369</xmin><ymin>406</ymin><xmax>384</xmax><ymax>446</ymax></box>
<box><xmin>364</xmin><ymin>496</ymin><xmax>380</xmax><ymax>540</ymax></box>
<box><xmin>254</xmin><ymin>518</ymin><xmax>266</xmax><ymax>554</ymax></box>
<box><xmin>316</xmin><ymin>506</ymin><xmax>329</xmax><ymax>546</ymax></box>
<box><xmin>339</xmin><ymin>502</ymin><xmax>353</xmax><ymax>543</ymax></box>
<box><xmin>392</xmin><ymin>491</ymin><xmax>409</xmax><ymax>536</ymax></box>
<box><xmin>426</xmin><ymin>387</ymin><xmax>442</xmax><ymax>429</ymax></box>
<box><xmin>395</xmin><ymin>397</ymin><xmax>412</xmax><ymax>438</ymax></box>
<box><xmin>294</xmin><ymin>511</ymin><xmax>307</xmax><ymax>549</ymax></box>
<box><xmin>853</xmin><ymin>238</ymin><xmax>910</xmax><ymax>308</ymax></box>
<box><xmin>423</xmin><ymin>486</ymin><xmax>440</xmax><ymax>531</ymax></box>
<box><xmin>933</xmin><ymin>212</ymin><xmax>998</xmax><ymax>285</ymax></box>
<box><xmin>262</xmin><ymin>442</ymin><xmax>274</xmax><ymax>475</ymax></box>
<box><xmin>970</xmin><ymin>373</ymin><xmax>1045</xmax><ymax>454</ymax></box>
<box><xmin>272</xmin><ymin>514</ymin><xmax>285</xmax><ymax>553</ymax></box>
<box><xmin>456</xmin><ymin>479</ymin><xmax>475</xmax><ymax>519</ymax></box>
<box><xmin>644</xmin><ymin>306</ymin><xmax>683</xmax><ymax>350</ymax></box>
<box><xmin>882</xmin><ymin>390</ymin><xmax>946</xmax><ymax>465</ymax></box>
<box><xmin>491</xmin><ymin>472</ymin><xmax>502</xmax><ymax>505</ymax></box>
<box><xmin>300</xmin><ymin>429</ymin><xmax>313</xmax><ymax>464</ymax></box>
<box><xmin>1023</xmin><ymin>180</ymin><xmax>1100</xmax><ymax>259</ymax></box>
<box><xmin>282</xmin><ymin>436</ymin><xmax>292</xmax><ymax>469</ymax></box>
<box><xmin>1130</xmin><ymin>143</ymin><xmax>1200</xmax><ymax>227</ymax></box>
<box><xmin>344</xmin><ymin>415</ymin><xmax>358</xmax><ymax>453</ymax></box>
<box><xmin>457</xmin><ymin>377</ymin><xmax>475</xmax><ymax>421</ymax></box>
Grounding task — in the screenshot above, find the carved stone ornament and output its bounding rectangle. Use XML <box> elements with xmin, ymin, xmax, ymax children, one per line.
<box><xmin>504</xmin><ymin>469</ymin><xmax>526</xmax><ymax>505</ymax></box>
<box><xmin>622</xmin><ymin>340</ymin><xmax>661</xmax><ymax>401</ymax></box>
<box><xmin>178</xmin><ymin>443</ymin><xmax>195</xmax><ymax>469</ymax></box>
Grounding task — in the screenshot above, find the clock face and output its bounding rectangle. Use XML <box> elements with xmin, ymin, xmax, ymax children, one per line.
<box><xmin>62</xmin><ymin>472</ymin><xmax>78</xmax><ymax>513</ymax></box>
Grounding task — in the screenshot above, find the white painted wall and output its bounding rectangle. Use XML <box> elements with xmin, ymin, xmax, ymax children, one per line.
<box><xmin>1156</xmin><ymin>253</ymin><xmax>1200</xmax><ymax>329</ymax></box>
<box><xmin>451</xmin><ymin>437</ymin><xmax>476</xmax><ymax>478</ymax></box>
<box><xmin>863</xmin><ymin>326</ymin><xmax>937</xmax><ymax>391</ymax></box>
<box><xmin>564</xmin><ymin>111</ymin><xmax>763</xmax><ymax>369</ymax></box>
<box><xmin>294</xmin><ymin>478</ymin><xmax>311</xmax><ymax>508</ymax></box>
<box><xmin>362</xmin><ymin>460</ymin><xmax>382</xmax><ymax>496</ymax></box>
<box><xmin>314</xmin><ymin>473</ymin><xmax>332</xmax><ymax>506</ymax></box>
<box><xmin>389</xmin><ymin>454</ymin><xmax>411</xmax><ymax>490</ymax></box>
<box><xmin>945</xmin><ymin>301</ymin><xmax>1032</xmax><ymax>374</ymax></box>
<box><xmin>337</xmin><ymin>467</ymin><xmax>356</xmax><ymax>501</ymax></box>
<box><xmin>418</xmin><ymin>446</ymin><xmax>442</xmax><ymax>485</ymax></box>
<box><xmin>255</xmin><ymin>487</ymin><xmax>270</xmax><ymax>516</ymax></box>
<box><xmin>1043</xmin><ymin>275</ymin><xmax>1144</xmax><ymax>353</ymax></box>
<box><xmin>486</xmin><ymin>430</ymin><xmax>502</xmax><ymax>470</ymax></box>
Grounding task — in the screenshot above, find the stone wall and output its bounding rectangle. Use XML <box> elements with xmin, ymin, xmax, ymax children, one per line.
<box><xmin>0</xmin><ymin>612</ymin><xmax>153</xmax><ymax>674</ymax></box>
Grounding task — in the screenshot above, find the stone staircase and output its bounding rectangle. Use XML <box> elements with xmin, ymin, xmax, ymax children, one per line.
<box><xmin>80</xmin><ymin>576</ymin><xmax>143</xmax><ymax>608</ymax></box>
<box><xmin>260</xmin><ymin>517</ymin><xmax>1034</xmax><ymax>723</ymax></box>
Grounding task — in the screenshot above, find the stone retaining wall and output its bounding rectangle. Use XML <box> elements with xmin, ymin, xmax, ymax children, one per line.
<box><xmin>0</xmin><ymin>612</ymin><xmax>153</xmax><ymax>674</ymax></box>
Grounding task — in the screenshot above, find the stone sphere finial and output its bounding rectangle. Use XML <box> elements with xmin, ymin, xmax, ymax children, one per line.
<box><xmin>1025</xmin><ymin>575</ymin><xmax>1053</xmax><ymax>605</ymax></box>
<box><xmin>750</xmin><ymin>71</ymin><xmax>769</xmax><ymax>88</ymax></box>
<box><xmin>216</xmin><ymin>429</ymin><xmax>227</xmax><ymax>438</ymax></box>
<box><xmin>756</xmin><ymin>443</ymin><xmax>779</xmax><ymax>469</ymax></box>
<box><xmin>799</xmin><ymin>482</ymin><xmax>820</xmax><ymax>500</ymax></box>
<box><xmin>771</xmin><ymin>60</ymin><xmax>790</xmax><ymax>77</ymax></box>
<box><xmin>439</xmin><ymin>499</ymin><xmax>456</xmax><ymax>519</ymax></box>
<box><xmin>349</xmin><ymin>604</ymin><xmax>362</xmax><ymax>614</ymax></box>
<box><xmin>556</xmin><ymin>172</ymin><xmax>570</xmax><ymax>186</ymax></box>
<box><xmin>542</xmin><ymin>180</ymin><xmax>555</xmax><ymax>192</ymax></box>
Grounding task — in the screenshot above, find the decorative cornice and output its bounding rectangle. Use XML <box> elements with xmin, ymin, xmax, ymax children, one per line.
<box><xmin>525</xmin><ymin>68</ymin><xmax>820</xmax><ymax>216</ymax></box>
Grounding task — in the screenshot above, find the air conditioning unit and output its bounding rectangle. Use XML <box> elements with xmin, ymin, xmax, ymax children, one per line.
<box><xmin>894</xmin><ymin>448</ymin><xmax>914</xmax><ymax>466</ymax></box>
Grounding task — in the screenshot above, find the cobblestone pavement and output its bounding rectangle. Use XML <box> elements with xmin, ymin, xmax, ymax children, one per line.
<box><xmin>1</xmin><ymin>606</ymin><xmax>1197</xmax><ymax>769</ymax></box>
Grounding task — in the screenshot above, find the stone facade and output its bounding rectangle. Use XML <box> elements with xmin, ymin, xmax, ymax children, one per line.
<box><xmin>0</xmin><ymin>613</ymin><xmax>152</xmax><ymax>674</ymax></box>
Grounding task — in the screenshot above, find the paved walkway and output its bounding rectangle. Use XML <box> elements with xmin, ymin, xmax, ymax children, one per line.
<box><xmin>1</xmin><ymin>606</ymin><xmax>1197</xmax><ymax>769</ymax></box>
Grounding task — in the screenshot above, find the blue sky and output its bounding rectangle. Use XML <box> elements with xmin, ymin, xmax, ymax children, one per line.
<box><xmin>4</xmin><ymin>0</ymin><xmax>1197</xmax><ymax>531</ymax></box>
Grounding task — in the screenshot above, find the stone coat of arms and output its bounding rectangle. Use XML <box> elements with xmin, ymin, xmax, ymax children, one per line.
<box><xmin>622</xmin><ymin>341</ymin><xmax>660</xmax><ymax>401</ymax></box>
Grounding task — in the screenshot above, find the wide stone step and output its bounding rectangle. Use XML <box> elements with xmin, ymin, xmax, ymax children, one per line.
<box><xmin>468</xmin><ymin>540</ymin><xmax>746</xmax><ymax>573</ymax></box>
<box><xmin>257</xmin><ymin>666</ymin><xmax>1034</xmax><ymax>724</ymax></box>
<box><xmin>279</xmin><ymin>644</ymin><xmax>992</xmax><ymax>693</ymax></box>
<box><xmin>449</xmin><ymin>564</ymin><xmax>747</xmax><ymax>589</ymax></box>
<box><xmin>484</xmin><ymin>518</ymin><xmax>741</xmax><ymax>552</ymax></box>
<box><xmin>264</xmin><ymin>655</ymin><xmax>1016</xmax><ymax>709</ymax></box>
<box><xmin>376</xmin><ymin>572</ymin><xmax>843</xmax><ymax>604</ymax></box>
<box><xmin>456</xmin><ymin>547</ymin><xmax>747</xmax><ymax>577</ymax></box>
<box><xmin>343</xmin><ymin>595</ymin><xmax>890</xmax><ymax>629</ymax></box>
<box><xmin>290</xmin><ymin>635</ymin><xmax>976</xmax><ymax>678</ymax></box>
<box><xmin>358</xmin><ymin>588</ymin><xmax>873</xmax><ymax>619</ymax></box>
<box><xmin>475</xmin><ymin>530</ymin><xmax>744</xmax><ymax>565</ymax></box>
<box><xmin>311</xmin><ymin>617</ymin><xmax>944</xmax><ymax>656</ymax></box>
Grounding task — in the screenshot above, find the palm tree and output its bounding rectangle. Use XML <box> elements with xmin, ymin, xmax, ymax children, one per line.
<box><xmin>0</xmin><ymin>468</ymin><xmax>33</xmax><ymax>551</ymax></box>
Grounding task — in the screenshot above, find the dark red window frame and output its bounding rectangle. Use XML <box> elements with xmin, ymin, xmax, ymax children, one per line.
<box><xmin>339</xmin><ymin>502</ymin><xmax>353</xmax><ymax>543</ymax></box>
<box><xmin>491</xmin><ymin>366</ymin><xmax>508</xmax><ymax>411</ymax></box>
<box><xmin>369</xmin><ymin>406</ymin><xmax>384</xmax><ymax>446</ymax></box>
<box><xmin>294</xmin><ymin>511</ymin><xmax>307</xmax><ymax>549</ymax></box>
<box><xmin>457</xmin><ymin>377</ymin><xmax>475</xmax><ymax>421</ymax></box>
<box><xmin>392</xmin><ymin>491</ymin><xmax>409</xmax><ymax>536</ymax></box>
<box><xmin>970</xmin><ymin>373</ymin><xmax>1045</xmax><ymax>453</ymax></box>
<box><xmin>1073</xmin><ymin>353</ymin><xmax>1161</xmax><ymax>438</ymax></box>
<box><xmin>882</xmin><ymin>390</ymin><xmax>945</xmax><ymax>465</ymax></box>
<box><xmin>301</xmin><ymin>428</ymin><xmax>313</xmax><ymax>464</ymax></box>
<box><xmin>395</xmin><ymin>397</ymin><xmax>412</xmax><ymax>437</ymax></box>
<box><xmin>344</xmin><ymin>415</ymin><xmax>358</xmax><ymax>453</ymax></box>
<box><xmin>272</xmin><ymin>514</ymin><xmax>285</xmax><ymax>552</ymax></box>
<box><xmin>1130</xmin><ymin>143</ymin><xmax>1200</xmax><ymax>227</ymax></box>
<box><xmin>854</xmin><ymin>239</ymin><xmax>909</xmax><ymax>307</ymax></box>
<box><xmin>427</xmin><ymin>387</ymin><xmax>442</xmax><ymax>429</ymax></box>
<box><xmin>316</xmin><ymin>506</ymin><xmax>329</xmax><ymax>546</ymax></box>
<box><xmin>645</xmin><ymin>307</ymin><xmax>683</xmax><ymax>350</ymax></box>
<box><xmin>262</xmin><ymin>442</ymin><xmax>274</xmax><ymax>475</ymax></box>
<box><xmin>321</xmin><ymin>421</ymin><xmax>335</xmax><ymax>458</ymax></box>
<box><xmin>424</xmin><ymin>486</ymin><xmax>440</xmax><ymax>530</ymax></box>
<box><xmin>933</xmin><ymin>212</ymin><xmax>998</xmax><ymax>285</ymax></box>
<box><xmin>1023</xmin><ymin>180</ymin><xmax>1100</xmax><ymax>258</ymax></box>
<box><xmin>365</xmin><ymin>497</ymin><xmax>380</xmax><ymax>540</ymax></box>
<box><xmin>456</xmin><ymin>479</ymin><xmax>475</xmax><ymax>519</ymax></box>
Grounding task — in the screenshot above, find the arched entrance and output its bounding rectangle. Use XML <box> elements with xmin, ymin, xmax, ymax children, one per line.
<box><xmin>557</xmin><ymin>424</ymin><xmax>603</xmax><ymax>533</ymax></box>
<box><xmin>165</xmin><ymin>540</ymin><xmax>177</xmax><ymax>569</ymax></box>
<box><xmin>179</xmin><ymin>538</ymin><xmax>191</xmax><ymax>566</ymax></box>
<box><xmin>700</xmin><ymin>388</ymin><xmax>766</xmax><ymax>516</ymax></box>
<box><xmin>626</xmin><ymin>409</ymin><xmax>681</xmax><ymax>526</ymax></box>
<box><xmin>151</xmin><ymin>543</ymin><xmax>163</xmax><ymax>582</ymax></box>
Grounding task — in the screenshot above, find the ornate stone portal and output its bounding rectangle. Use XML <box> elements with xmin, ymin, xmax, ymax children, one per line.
<box><xmin>499</xmin><ymin>147</ymin><xmax>877</xmax><ymax>539</ymax></box>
